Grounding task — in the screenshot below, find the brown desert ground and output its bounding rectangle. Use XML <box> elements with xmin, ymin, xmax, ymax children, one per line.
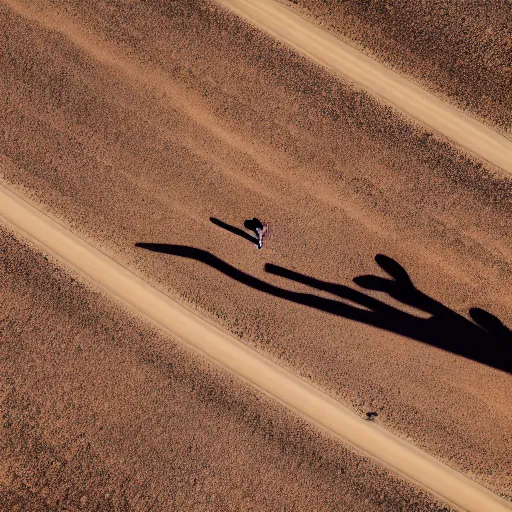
<box><xmin>1</xmin><ymin>0</ymin><xmax>512</xmax><ymax>510</ymax></box>
<box><xmin>277</xmin><ymin>0</ymin><xmax>512</xmax><ymax>137</ymax></box>
<box><xmin>2</xmin><ymin>223</ymin><xmax>458</xmax><ymax>511</ymax></box>
<box><xmin>3</xmin><ymin>183</ymin><xmax>509</xmax><ymax>512</ymax></box>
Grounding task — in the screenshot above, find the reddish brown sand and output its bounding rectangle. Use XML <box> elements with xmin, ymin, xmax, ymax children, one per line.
<box><xmin>277</xmin><ymin>0</ymin><xmax>512</xmax><ymax>136</ymax></box>
<box><xmin>1</xmin><ymin>225</ymin><xmax>454</xmax><ymax>511</ymax></box>
<box><xmin>1</xmin><ymin>0</ymin><xmax>512</xmax><ymax>507</ymax></box>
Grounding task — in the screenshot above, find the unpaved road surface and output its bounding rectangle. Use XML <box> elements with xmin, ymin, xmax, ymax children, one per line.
<box><xmin>2</xmin><ymin>184</ymin><xmax>511</xmax><ymax>512</ymax></box>
<box><xmin>3</xmin><ymin>219</ymin><xmax>455</xmax><ymax>512</ymax></box>
<box><xmin>218</xmin><ymin>0</ymin><xmax>512</xmax><ymax>174</ymax></box>
<box><xmin>275</xmin><ymin>0</ymin><xmax>512</xmax><ymax>137</ymax></box>
<box><xmin>1</xmin><ymin>0</ymin><xmax>512</xmax><ymax>509</ymax></box>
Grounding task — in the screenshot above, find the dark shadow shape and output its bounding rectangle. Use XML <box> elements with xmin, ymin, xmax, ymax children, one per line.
<box><xmin>244</xmin><ymin>218</ymin><xmax>264</xmax><ymax>233</ymax></box>
<box><xmin>469</xmin><ymin>307</ymin><xmax>512</xmax><ymax>341</ymax></box>
<box><xmin>210</xmin><ymin>217</ymin><xmax>257</xmax><ymax>244</ymax></box>
<box><xmin>134</xmin><ymin>244</ymin><xmax>512</xmax><ymax>373</ymax></box>
<box><xmin>268</xmin><ymin>255</ymin><xmax>512</xmax><ymax>373</ymax></box>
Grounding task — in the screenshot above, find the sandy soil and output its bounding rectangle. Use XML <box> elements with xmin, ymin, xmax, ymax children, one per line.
<box><xmin>1</xmin><ymin>0</ymin><xmax>512</xmax><ymax>506</ymax></box>
<box><xmin>1</xmin><ymin>223</ymin><xmax>457</xmax><ymax>511</ymax></box>
<box><xmin>218</xmin><ymin>0</ymin><xmax>512</xmax><ymax>174</ymax></box>
<box><xmin>4</xmin><ymin>184</ymin><xmax>510</xmax><ymax>512</ymax></box>
<box><xmin>276</xmin><ymin>0</ymin><xmax>512</xmax><ymax>137</ymax></box>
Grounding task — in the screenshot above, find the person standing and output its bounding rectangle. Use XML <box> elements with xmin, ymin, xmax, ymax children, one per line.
<box><xmin>255</xmin><ymin>222</ymin><xmax>268</xmax><ymax>249</ymax></box>
<box><xmin>243</xmin><ymin>217</ymin><xmax>268</xmax><ymax>249</ymax></box>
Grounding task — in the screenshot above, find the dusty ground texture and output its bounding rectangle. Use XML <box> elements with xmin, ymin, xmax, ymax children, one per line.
<box><xmin>277</xmin><ymin>0</ymin><xmax>512</xmax><ymax>137</ymax></box>
<box><xmin>0</xmin><ymin>225</ymin><xmax>455</xmax><ymax>512</ymax></box>
<box><xmin>1</xmin><ymin>0</ymin><xmax>512</xmax><ymax>503</ymax></box>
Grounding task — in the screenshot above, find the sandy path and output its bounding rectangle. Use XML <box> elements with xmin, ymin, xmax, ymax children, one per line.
<box><xmin>273</xmin><ymin>0</ymin><xmax>512</xmax><ymax>136</ymax></box>
<box><xmin>2</xmin><ymin>0</ymin><xmax>511</xmax><ymax>502</ymax></box>
<box><xmin>1</xmin><ymin>222</ymin><xmax>455</xmax><ymax>512</ymax></box>
<box><xmin>2</xmin><ymin>187</ymin><xmax>510</xmax><ymax>512</ymax></box>
<box><xmin>217</xmin><ymin>0</ymin><xmax>512</xmax><ymax>175</ymax></box>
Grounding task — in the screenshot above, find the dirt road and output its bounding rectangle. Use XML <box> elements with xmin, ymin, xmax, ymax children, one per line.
<box><xmin>1</xmin><ymin>0</ymin><xmax>511</xmax><ymax>507</ymax></box>
<box><xmin>3</xmin><ymin>221</ymin><xmax>456</xmax><ymax>511</ymax></box>
<box><xmin>274</xmin><ymin>0</ymin><xmax>512</xmax><ymax>137</ymax></box>
<box><xmin>218</xmin><ymin>0</ymin><xmax>512</xmax><ymax>175</ymax></box>
<box><xmin>1</xmin><ymin>185</ymin><xmax>510</xmax><ymax>512</ymax></box>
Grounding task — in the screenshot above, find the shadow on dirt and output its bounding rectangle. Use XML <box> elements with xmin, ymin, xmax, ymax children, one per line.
<box><xmin>134</xmin><ymin>244</ymin><xmax>512</xmax><ymax>373</ymax></box>
<box><xmin>243</xmin><ymin>217</ymin><xmax>264</xmax><ymax>233</ymax></box>
<box><xmin>210</xmin><ymin>217</ymin><xmax>258</xmax><ymax>244</ymax></box>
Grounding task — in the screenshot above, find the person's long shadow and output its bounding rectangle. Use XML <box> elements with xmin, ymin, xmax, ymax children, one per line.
<box><xmin>209</xmin><ymin>217</ymin><xmax>258</xmax><ymax>245</ymax></box>
<box><xmin>134</xmin><ymin>244</ymin><xmax>512</xmax><ymax>373</ymax></box>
